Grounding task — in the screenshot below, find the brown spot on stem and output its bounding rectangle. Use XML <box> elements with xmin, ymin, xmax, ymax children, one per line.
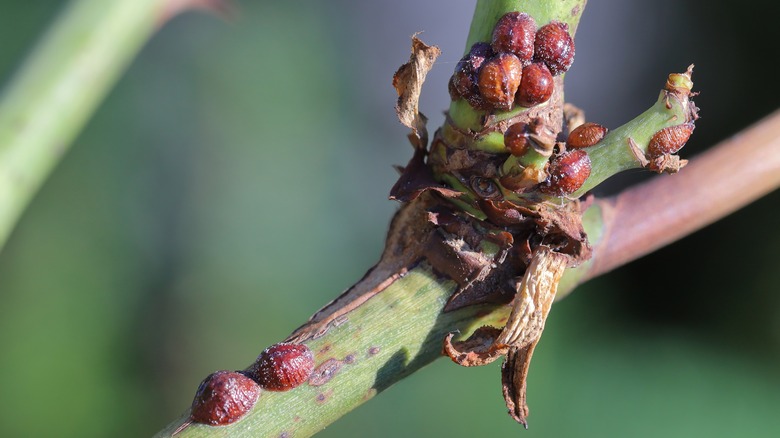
<box><xmin>315</xmin><ymin>389</ymin><xmax>333</xmax><ymax>404</ymax></box>
<box><xmin>344</xmin><ymin>354</ymin><xmax>356</xmax><ymax>364</ymax></box>
<box><xmin>309</xmin><ymin>359</ymin><xmax>343</xmax><ymax>386</ymax></box>
<box><xmin>368</xmin><ymin>346</ymin><xmax>381</xmax><ymax>356</ymax></box>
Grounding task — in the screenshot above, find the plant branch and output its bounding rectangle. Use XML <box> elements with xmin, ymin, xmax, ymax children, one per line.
<box><xmin>585</xmin><ymin>109</ymin><xmax>780</xmax><ymax>280</ymax></box>
<box><xmin>157</xmin><ymin>106</ymin><xmax>780</xmax><ymax>438</ymax></box>
<box><xmin>0</xmin><ymin>0</ymin><xmax>197</xmax><ymax>251</ymax></box>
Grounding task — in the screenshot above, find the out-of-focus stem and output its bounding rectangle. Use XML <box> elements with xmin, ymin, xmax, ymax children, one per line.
<box><xmin>0</xmin><ymin>0</ymin><xmax>170</xmax><ymax>251</ymax></box>
<box><xmin>585</xmin><ymin>109</ymin><xmax>780</xmax><ymax>280</ymax></box>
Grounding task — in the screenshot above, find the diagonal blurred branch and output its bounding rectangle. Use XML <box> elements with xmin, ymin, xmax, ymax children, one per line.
<box><xmin>0</xmin><ymin>0</ymin><xmax>215</xmax><ymax>251</ymax></box>
<box><xmin>586</xmin><ymin>109</ymin><xmax>780</xmax><ymax>280</ymax></box>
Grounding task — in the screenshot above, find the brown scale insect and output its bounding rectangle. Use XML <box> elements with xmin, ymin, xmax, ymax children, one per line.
<box><xmin>647</xmin><ymin>123</ymin><xmax>694</xmax><ymax>158</ymax></box>
<box><xmin>533</xmin><ymin>21</ymin><xmax>575</xmax><ymax>76</ymax></box>
<box><xmin>516</xmin><ymin>62</ymin><xmax>554</xmax><ymax>107</ymax></box>
<box><xmin>253</xmin><ymin>342</ymin><xmax>315</xmax><ymax>391</ymax></box>
<box><xmin>504</xmin><ymin>122</ymin><xmax>532</xmax><ymax>156</ymax></box>
<box><xmin>539</xmin><ymin>150</ymin><xmax>591</xmax><ymax>196</ymax></box>
<box><xmin>478</xmin><ymin>52</ymin><xmax>523</xmax><ymax>110</ymax></box>
<box><xmin>450</xmin><ymin>42</ymin><xmax>493</xmax><ymax>108</ymax></box>
<box><xmin>190</xmin><ymin>370</ymin><xmax>260</xmax><ymax>426</ymax></box>
<box><xmin>491</xmin><ymin>12</ymin><xmax>537</xmax><ymax>65</ymax></box>
<box><xmin>567</xmin><ymin>122</ymin><xmax>608</xmax><ymax>149</ymax></box>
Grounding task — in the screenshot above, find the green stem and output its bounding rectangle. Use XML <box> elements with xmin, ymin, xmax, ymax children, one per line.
<box><xmin>569</xmin><ymin>89</ymin><xmax>692</xmax><ymax>197</ymax></box>
<box><xmin>157</xmin><ymin>263</ymin><xmax>512</xmax><ymax>438</ymax></box>
<box><xmin>464</xmin><ymin>0</ymin><xmax>586</xmax><ymax>49</ymax></box>
<box><xmin>0</xmin><ymin>0</ymin><xmax>168</xmax><ymax>251</ymax></box>
<box><xmin>156</xmin><ymin>195</ymin><xmax>606</xmax><ymax>438</ymax></box>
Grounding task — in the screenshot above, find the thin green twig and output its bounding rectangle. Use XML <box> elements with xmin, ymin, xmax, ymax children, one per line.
<box><xmin>0</xmin><ymin>0</ymin><xmax>165</xmax><ymax>250</ymax></box>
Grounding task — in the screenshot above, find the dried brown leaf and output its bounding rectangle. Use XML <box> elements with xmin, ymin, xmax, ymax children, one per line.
<box><xmin>501</xmin><ymin>343</ymin><xmax>537</xmax><ymax>428</ymax></box>
<box><xmin>442</xmin><ymin>326</ymin><xmax>507</xmax><ymax>367</ymax></box>
<box><xmin>498</xmin><ymin>247</ymin><xmax>567</xmax><ymax>427</ymax></box>
<box><xmin>393</xmin><ymin>35</ymin><xmax>441</xmax><ymax>149</ymax></box>
<box><xmin>442</xmin><ymin>247</ymin><xmax>568</xmax><ymax>427</ymax></box>
<box><xmin>389</xmin><ymin>148</ymin><xmax>461</xmax><ymax>202</ymax></box>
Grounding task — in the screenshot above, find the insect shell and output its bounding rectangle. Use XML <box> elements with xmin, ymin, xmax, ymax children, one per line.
<box><xmin>533</xmin><ymin>21</ymin><xmax>575</xmax><ymax>76</ymax></box>
<box><xmin>190</xmin><ymin>370</ymin><xmax>260</xmax><ymax>426</ymax></box>
<box><xmin>567</xmin><ymin>122</ymin><xmax>608</xmax><ymax>149</ymax></box>
<box><xmin>516</xmin><ymin>62</ymin><xmax>554</xmax><ymax>107</ymax></box>
<box><xmin>252</xmin><ymin>342</ymin><xmax>315</xmax><ymax>391</ymax></box>
<box><xmin>647</xmin><ymin>123</ymin><xmax>694</xmax><ymax>158</ymax></box>
<box><xmin>478</xmin><ymin>52</ymin><xmax>523</xmax><ymax>111</ymax></box>
<box><xmin>491</xmin><ymin>12</ymin><xmax>537</xmax><ymax>65</ymax></box>
<box><xmin>539</xmin><ymin>150</ymin><xmax>591</xmax><ymax>196</ymax></box>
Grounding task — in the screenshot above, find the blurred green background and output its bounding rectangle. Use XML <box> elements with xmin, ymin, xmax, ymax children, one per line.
<box><xmin>1</xmin><ymin>1</ymin><xmax>779</xmax><ymax>437</ymax></box>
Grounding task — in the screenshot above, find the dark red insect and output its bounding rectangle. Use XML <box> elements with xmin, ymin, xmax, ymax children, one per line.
<box><xmin>190</xmin><ymin>371</ymin><xmax>260</xmax><ymax>426</ymax></box>
<box><xmin>567</xmin><ymin>122</ymin><xmax>608</xmax><ymax>149</ymax></box>
<box><xmin>450</xmin><ymin>42</ymin><xmax>493</xmax><ymax>108</ymax></box>
<box><xmin>647</xmin><ymin>123</ymin><xmax>694</xmax><ymax>158</ymax></box>
<box><xmin>516</xmin><ymin>62</ymin><xmax>554</xmax><ymax>107</ymax></box>
<box><xmin>539</xmin><ymin>150</ymin><xmax>591</xmax><ymax>196</ymax></box>
<box><xmin>491</xmin><ymin>12</ymin><xmax>537</xmax><ymax>65</ymax></box>
<box><xmin>253</xmin><ymin>342</ymin><xmax>315</xmax><ymax>391</ymax></box>
<box><xmin>478</xmin><ymin>52</ymin><xmax>523</xmax><ymax>110</ymax></box>
<box><xmin>504</xmin><ymin>122</ymin><xmax>532</xmax><ymax>156</ymax></box>
<box><xmin>533</xmin><ymin>22</ymin><xmax>575</xmax><ymax>76</ymax></box>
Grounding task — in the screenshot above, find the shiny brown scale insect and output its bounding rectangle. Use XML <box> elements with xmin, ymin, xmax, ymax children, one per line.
<box><xmin>451</xmin><ymin>42</ymin><xmax>493</xmax><ymax>107</ymax></box>
<box><xmin>504</xmin><ymin>122</ymin><xmax>532</xmax><ymax>156</ymax></box>
<box><xmin>567</xmin><ymin>122</ymin><xmax>608</xmax><ymax>149</ymax></box>
<box><xmin>539</xmin><ymin>150</ymin><xmax>591</xmax><ymax>196</ymax></box>
<box><xmin>647</xmin><ymin>123</ymin><xmax>694</xmax><ymax>158</ymax></box>
<box><xmin>253</xmin><ymin>342</ymin><xmax>314</xmax><ymax>391</ymax></box>
<box><xmin>533</xmin><ymin>22</ymin><xmax>575</xmax><ymax>76</ymax></box>
<box><xmin>491</xmin><ymin>12</ymin><xmax>537</xmax><ymax>65</ymax></box>
<box><xmin>516</xmin><ymin>62</ymin><xmax>554</xmax><ymax>107</ymax></box>
<box><xmin>190</xmin><ymin>371</ymin><xmax>260</xmax><ymax>426</ymax></box>
<box><xmin>478</xmin><ymin>52</ymin><xmax>523</xmax><ymax>111</ymax></box>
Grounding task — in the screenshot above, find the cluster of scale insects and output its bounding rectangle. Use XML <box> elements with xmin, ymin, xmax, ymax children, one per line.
<box><xmin>447</xmin><ymin>12</ymin><xmax>693</xmax><ymax>198</ymax></box>
<box><xmin>448</xmin><ymin>12</ymin><xmax>574</xmax><ymax>112</ymax></box>
<box><xmin>189</xmin><ymin>342</ymin><xmax>314</xmax><ymax>426</ymax></box>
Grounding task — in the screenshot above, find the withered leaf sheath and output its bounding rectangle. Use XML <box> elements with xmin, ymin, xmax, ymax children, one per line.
<box><xmin>190</xmin><ymin>371</ymin><xmax>261</xmax><ymax>426</ymax></box>
<box><xmin>491</xmin><ymin>12</ymin><xmax>537</xmax><ymax>65</ymax></box>
<box><xmin>533</xmin><ymin>22</ymin><xmax>575</xmax><ymax>76</ymax></box>
<box><xmin>253</xmin><ymin>342</ymin><xmax>315</xmax><ymax>391</ymax></box>
<box><xmin>539</xmin><ymin>150</ymin><xmax>591</xmax><ymax>195</ymax></box>
<box><xmin>478</xmin><ymin>53</ymin><xmax>523</xmax><ymax>111</ymax></box>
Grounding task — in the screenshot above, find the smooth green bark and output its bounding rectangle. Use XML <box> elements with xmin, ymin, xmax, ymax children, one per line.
<box><xmin>0</xmin><ymin>0</ymin><xmax>164</xmax><ymax>250</ymax></box>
